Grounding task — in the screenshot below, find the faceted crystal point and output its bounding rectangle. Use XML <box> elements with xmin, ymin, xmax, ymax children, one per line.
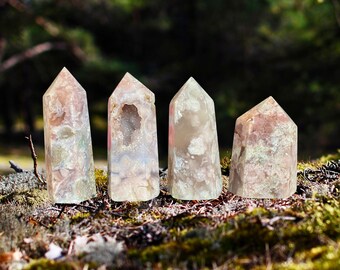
<box><xmin>108</xmin><ymin>72</ymin><xmax>159</xmax><ymax>201</ymax></box>
<box><xmin>43</xmin><ymin>67</ymin><xmax>96</xmax><ymax>203</ymax></box>
<box><xmin>168</xmin><ymin>77</ymin><xmax>222</xmax><ymax>200</ymax></box>
<box><xmin>229</xmin><ymin>96</ymin><xmax>297</xmax><ymax>199</ymax></box>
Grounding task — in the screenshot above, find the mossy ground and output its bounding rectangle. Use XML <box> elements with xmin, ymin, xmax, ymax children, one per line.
<box><xmin>0</xmin><ymin>152</ymin><xmax>339</xmax><ymax>269</ymax></box>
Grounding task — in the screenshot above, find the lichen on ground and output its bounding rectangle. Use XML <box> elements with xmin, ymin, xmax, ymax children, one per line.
<box><xmin>0</xmin><ymin>153</ymin><xmax>339</xmax><ymax>269</ymax></box>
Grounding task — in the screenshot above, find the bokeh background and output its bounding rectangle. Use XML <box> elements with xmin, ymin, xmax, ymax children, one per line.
<box><xmin>0</xmin><ymin>0</ymin><xmax>339</xmax><ymax>170</ymax></box>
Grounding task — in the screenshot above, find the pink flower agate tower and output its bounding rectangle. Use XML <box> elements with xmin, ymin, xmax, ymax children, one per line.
<box><xmin>43</xmin><ymin>67</ymin><xmax>96</xmax><ymax>203</ymax></box>
<box><xmin>168</xmin><ymin>77</ymin><xmax>222</xmax><ymax>200</ymax></box>
<box><xmin>108</xmin><ymin>73</ymin><xmax>159</xmax><ymax>201</ymax></box>
<box><xmin>229</xmin><ymin>96</ymin><xmax>297</xmax><ymax>198</ymax></box>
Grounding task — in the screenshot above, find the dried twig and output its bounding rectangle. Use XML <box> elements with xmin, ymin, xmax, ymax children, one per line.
<box><xmin>302</xmin><ymin>160</ymin><xmax>340</xmax><ymax>182</ymax></box>
<box><xmin>8</xmin><ymin>160</ymin><xmax>24</xmax><ymax>173</ymax></box>
<box><xmin>74</xmin><ymin>204</ymin><xmax>98</xmax><ymax>211</ymax></box>
<box><xmin>57</xmin><ymin>205</ymin><xmax>66</xmax><ymax>219</ymax></box>
<box><xmin>25</xmin><ymin>134</ymin><xmax>45</xmax><ymax>184</ymax></box>
<box><xmin>55</xmin><ymin>203</ymin><xmax>97</xmax><ymax>212</ymax></box>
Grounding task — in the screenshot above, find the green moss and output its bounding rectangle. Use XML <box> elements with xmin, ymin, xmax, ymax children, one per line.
<box><xmin>70</xmin><ymin>212</ymin><xmax>91</xmax><ymax>224</ymax></box>
<box><xmin>221</xmin><ymin>156</ymin><xmax>231</xmax><ymax>175</ymax></box>
<box><xmin>259</xmin><ymin>242</ymin><xmax>340</xmax><ymax>270</ymax></box>
<box><xmin>24</xmin><ymin>259</ymin><xmax>79</xmax><ymax>270</ymax></box>
<box><xmin>285</xmin><ymin>198</ymin><xmax>339</xmax><ymax>248</ymax></box>
<box><xmin>163</xmin><ymin>213</ymin><xmax>213</xmax><ymax>229</ymax></box>
<box><xmin>130</xmin><ymin>237</ymin><xmax>213</xmax><ymax>267</ymax></box>
<box><xmin>2</xmin><ymin>155</ymin><xmax>339</xmax><ymax>269</ymax></box>
<box><xmin>297</xmin><ymin>162</ymin><xmax>317</xmax><ymax>172</ymax></box>
<box><xmin>94</xmin><ymin>168</ymin><xmax>108</xmax><ymax>193</ymax></box>
<box><xmin>129</xmin><ymin>197</ymin><xmax>340</xmax><ymax>269</ymax></box>
<box><xmin>318</xmin><ymin>149</ymin><xmax>340</xmax><ymax>163</ymax></box>
<box><xmin>123</xmin><ymin>217</ymin><xmax>142</xmax><ymax>225</ymax></box>
<box><xmin>297</xmin><ymin>150</ymin><xmax>339</xmax><ymax>173</ymax></box>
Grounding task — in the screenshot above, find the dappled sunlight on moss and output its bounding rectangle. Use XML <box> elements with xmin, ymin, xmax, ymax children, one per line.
<box><xmin>297</xmin><ymin>161</ymin><xmax>319</xmax><ymax>172</ymax></box>
<box><xmin>70</xmin><ymin>212</ymin><xmax>90</xmax><ymax>224</ymax></box>
<box><xmin>262</xmin><ymin>241</ymin><xmax>340</xmax><ymax>270</ymax></box>
<box><xmin>318</xmin><ymin>149</ymin><xmax>340</xmax><ymax>163</ymax></box>
<box><xmin>128</xmin><ymin>196</ymin><xmax>339</xmax><ymax>268</ymax></box>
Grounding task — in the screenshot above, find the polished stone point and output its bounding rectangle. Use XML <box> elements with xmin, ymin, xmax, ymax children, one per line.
<box><xmin>229</xmin><ymin>96</ymin><xmax>297</xmax><ymax>199</ymax></box>
<box><xmin>108</xmin><ymin>72</ymin><xmax>159</xmax><ymax>201</ymax></box>
<box><xmin>168</xmin><ymin>77</ymin><xmax>222</xmax><ymax>200</ymax></box>
<box><xmin>43</xmin><ymin>67</ymin><xmax>96</xmax><ymax>204</ymax></box>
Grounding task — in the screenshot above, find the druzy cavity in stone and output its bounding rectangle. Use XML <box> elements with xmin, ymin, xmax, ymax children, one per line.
<box><xmin>108</xmin><ymin>73</ymin><xmax>159</xmax><ymax>201</ymax></box>
<box><xmin>229</xmin><ymin>96</ymin><xmax>298</xmax><ymax>199</ymax></box>
<box><xmin>168</xmin><ymin>77</ymin><xmax>222</xmax><ymax>200</ymax></box>
<box><xmin>43</xmin><ymin>67</ymin><xmax>96</xmax><ymax>203</ymax></box>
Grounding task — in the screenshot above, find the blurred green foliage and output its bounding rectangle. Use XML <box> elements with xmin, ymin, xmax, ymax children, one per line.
<box><xmin>0</xmin><ymin>0</ymin><xmax>339</xmax><ymax>158</ymax></box>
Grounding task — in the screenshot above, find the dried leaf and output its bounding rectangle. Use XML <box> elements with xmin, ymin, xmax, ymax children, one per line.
<box><xmin>0</xmin><ymin>249</ymin><xmax>22</xmax><ymax>263</ymax></box>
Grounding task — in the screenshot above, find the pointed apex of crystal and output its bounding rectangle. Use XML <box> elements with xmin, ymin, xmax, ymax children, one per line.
<box><xmin>263</xmin><ymin>95</ymin><xmax>275</xmax><ymax>102</ymax></box>
<box><xmin>56</xmin><ymin>67</ymin><xmax>75</xmax><ymax>81</ymax></box>
<box><xmin>186</xmin><ymin>76</ymin><xmax>199</xmax><ymax>86</ymax></box>
<box><xmin>111</xmin><ymin>73</ymin><xmax>154</xmax><ymax>102</ymax></box>
<box><xmin>229</xmin><ymin>96</ymin><xmax>298</xmax><ymax>199</ymax></box>
<box><xmin>246</xmin><ymin>96</ymin><xmax>277</xmax><ymax>112</ymax></box>
<box><xmin>267</xmin><ymin>95</ymin><xmax>275</xmax><ymax>101</ymax></box>
<box><xmin>170</xmin><ymin>78</ymin><xmax>214</xmax><ymax>125</ymax></box>
<box><xmin>61</xmin><ymin>66</ymin><xmax>69</xmax><ymax>73</ymax></box>
<box><xmin>255</xmin><ymin>96</ymin><xmax>276</xmax><ymax>109</ymax></box>
<box><xmin>44</xmin><ymin>67</ymin><xmax>82</xmax><ymax>97</ymax></box>
<box><xmin>240</xmin><ymin>96</ymin><xmax>296</xmax><ymax>126</ymax></box>
<box><xmin>174</xmin><ymin>77</ymin><xmax>209</xmax><ymax>99</ymax></box>
<box><xmin>119</xmin><ymin>72</ymin><xmax>138</xmax><ymax>85</ymax></box>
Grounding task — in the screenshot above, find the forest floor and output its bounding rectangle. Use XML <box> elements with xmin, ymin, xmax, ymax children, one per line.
<box><xmin>0</xmin><ymin>151</ymin><xmax>339</xmax><ymax>270</ymax></box>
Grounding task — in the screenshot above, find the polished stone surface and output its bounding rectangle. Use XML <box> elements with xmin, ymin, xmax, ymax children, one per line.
<box><xmin>108</xmin><ymin>73</ymin><xmax>159</xmax><ymax>201</ymax></box>
<box><xmin>168</xmin><ymin>77</ymin><xmax>222</xmax><ymax>200</ymax></box>
<box><xmin>229</xmin><ymin>96</ymin><xmax>297</xmax><ymax>198</ymax></box>
<box><xmin>43</xmin><ymin>67</ymin><xmax>96</xmax><ymax>203</ymax></box>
